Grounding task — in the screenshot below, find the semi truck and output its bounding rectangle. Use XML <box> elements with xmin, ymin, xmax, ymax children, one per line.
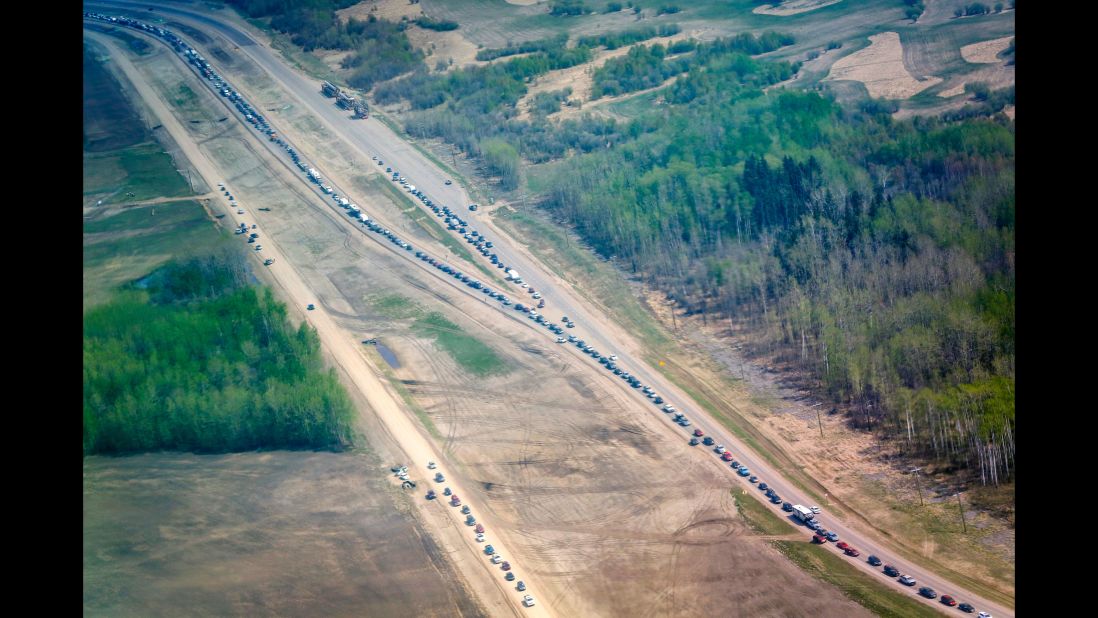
<box><xmin>322</xmin><ymin>81</ymin><xmax>339</xmax><ymax>97</ymax></box>
<box><xmin>792</xmin><ymin>505</ymin><xmax>814</xmax><ymax>522</ymax></box>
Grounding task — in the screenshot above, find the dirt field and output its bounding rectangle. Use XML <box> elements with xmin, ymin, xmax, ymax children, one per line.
<box><xmin>753</xmin><ymin>0</ymin><xmax>843</xmax><ymax>16</ymax></box>
<box><xmin>406</xmin><ymin>24</ymin><xmax>482</xmax><ymax>71</ymax></box>
<box><xmin>825</xmin><ymin>31</ymin><xmax>942</xmax><ymax>98</ymax></box>
<box><xmin>336</xmin><ymin>0</ymin><xmax>425</xmax><ymax>24</ymax></box>
<box><xmin>960</xmin><ymin>35</ymin><xmax>1013</xmax><ymax>63</ymax></box>
<box><xmin>83</xmin><ymin>452</ymin><xmax>484</xmax><ymax>618</ymax></box>
<box><xmin>95</xmin><ymin>18</ymin><xmax>880</xmax><ymax>617</ymax></box>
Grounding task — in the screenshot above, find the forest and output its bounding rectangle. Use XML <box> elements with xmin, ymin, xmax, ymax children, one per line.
<box><xmin>83</xmin><ymin>254</ymin><xmax>356</xmax><ymax>455</ymax></box>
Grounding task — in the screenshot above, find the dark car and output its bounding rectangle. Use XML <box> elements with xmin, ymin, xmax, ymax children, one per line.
<box><xmin>958</xmin><ymin>603</ymin><xmax>975</xmax><ymax>613</ymax></box>
<box><xmin>883</xmin><ymin>565</ymin><xmax>900</xmax><ymax>577</ymax></box>
<box><xmin>769</xmin><ymin>494</ymin><xmax>782</xmax><ymax>504</ymax></box>
<box><xmin>782</xmin><ymin>502</ymin><xmax>794</xmax><ymax>512</ymax></box>
<box><xmin>844</xmin><ymin>547</ymin><xmax>860</xmax><ymax>557</ymax></box>
<box><xmin>940</xmin><ymin>595</ymin><xmax>957</xmax><ymax>607</ymax></box>
<box><xmin>867</xmin><ymin>555</ymin><xmax>882</xmax><ymax>566</ymax></box>
<box><xmin>758</xmin><ymin>482</ymin><xmax>769</xmax><ymax>491</ymax></box>
<box><xmin>689</xmin><ymin>437</ymin><xmax>700</xmax><ymax>446</ymax></box>
<box><xmin>918</xmin><ymin>587</ymin><xmax>937</xmax><ymax>599</ymax></box>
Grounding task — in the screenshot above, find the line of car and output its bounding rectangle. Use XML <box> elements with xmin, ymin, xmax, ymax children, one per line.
<box><xmin>423</xmin><ymin>461</ymin><xmax>535</xmax><ymax>607</ymax></box>
<box><xmin>90</xmin><ymin>14</ymin><xmax>1000</xmax><ymax>616</ymax></box>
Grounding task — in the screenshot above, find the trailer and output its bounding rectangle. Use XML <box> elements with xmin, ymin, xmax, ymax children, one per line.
<box><xmin>792</xmin><ymin>504</ymin><xmax>814</xmax><ymax>522</ymax></box>
<box><xmin>322</xmin><ymin>81</ymin><xmax>339</xmax><ymax>97</ymax></box>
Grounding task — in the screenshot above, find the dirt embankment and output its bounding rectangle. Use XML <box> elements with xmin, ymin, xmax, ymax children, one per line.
<box><xmin>753</xmin><ymin>0</ymin><xmax>843</xmax><ymax>16</ymax></box>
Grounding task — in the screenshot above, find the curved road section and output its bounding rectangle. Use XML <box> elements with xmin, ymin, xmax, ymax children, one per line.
<box><xmin>90</xmin><ymin>3</ymin><xmax>1014</xmax><ymax>617</ymax></box>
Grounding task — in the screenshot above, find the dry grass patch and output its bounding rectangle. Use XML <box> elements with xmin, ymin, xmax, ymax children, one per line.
<box><xmin>336</xmin><ymin>0</ymin><xmax>424</xmax><ymax>23</ymax></box>
<box><xmin>960</xmin><ymin>35</ymin><xmax>1013</xmax><ymax>63</ymax></box>
<box><xmin>753</xmin><ymin>0</ymin><xmax>843</xmax><ymax>16</ymax></box>
<box><xmin>825</xmin><ymin>32</ymin><xmax>941</xmax><ymax>99</ymax></box>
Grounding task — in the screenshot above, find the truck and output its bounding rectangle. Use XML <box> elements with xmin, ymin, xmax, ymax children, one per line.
<box><xmin>322</xmin><ymin>81</ymin><xmax>339</xmax><ymax>97</ymax></box>
<box><xmin>792</xmin><ymin>505</ymin><xmax>814</xmax><ymax>522</ymax></box>
<box><xmin>505</xmin><ymin>269</ymin><xmax>520</xmax><ymax>281</ymax></box>
<box><xmin>353</xmin><ymin>101</ymin><xmax>369</xmax><ymax>119</ymax></box>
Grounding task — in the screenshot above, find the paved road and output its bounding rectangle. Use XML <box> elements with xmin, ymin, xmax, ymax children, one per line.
<box><xmin>90</xmin><ymin>3</ymin><xmax>1014</xmax><ymax>617</ymax></box>
<box><xmin>85</xmin><ymin>22</ymin><xmax>551</xmax><ymax>618</ymax></box>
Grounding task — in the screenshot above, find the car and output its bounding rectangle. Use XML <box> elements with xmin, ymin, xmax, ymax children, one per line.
<box><xmin>721</xmin><ymin>452</ymin><xmax>733</xmax><ymax>462</ymax></box>
<box><xmin>426</xmin><ymin>490</ymin><xmax>436</xmax><ymax>500</ymax></box>
<box><xmin>940</xmin><ymin>595</ymin><xmax>957</xmax><ymax>606</ymax></box>
<box><xmin>758</xmin><ymin>482</ymin><xmax>769</xmax><ymax>491</ymax></box>
<box><xmin>485</xmin><ymin>545</ymin><xmax>495</xmax><ymax>555</ymax></box>
<box><xmin>307</xmin><ymin>304</ymin><xmax>316</xmax><ymax>311</ymax></box>
<box><xmin>769</xmin><ymin>494</ymin><xmax>782</xmax><ymax>504</ymax></box>
<box><xmin>867</xmin><ymin>555</ymin><xmax>882</xmax><ymax>566</ymax></box>
<box><xmin>805</xmin><ymin>520</ymin><xmax>820</xmax><ymax>531</ymax></box>
<box><xmin>475</xmin><ymin>533</ymin><xmax>485</xmax><ymax>542</ymax></box>
<box><xmin>445</xmin><ymin>179</ymin><xmax>452</xmax><ymax>185</ymax></box>
<box><xmin>739</xmin><ymin>468</ymin><xmax>751</xmax><ymax>477</ymax></box>
<box><xmin>749</xmin><ymin>475</ymin><xmax>758</xmax><ymax>483</ymax></box>
<box><xmin>898</xmin><ymin>575</ymin><xmax>916</xmax><ymax>586</ymax></box>
<box><xmin>237</xmin><ymin>209</ymin><xmax>244</xmax><ymax>214</ymax></box>
<box><xmin>883</xmin><ymin>565</ymin><xmax>900</xmax><ymax>577</ymax></box>
<box><xmin>501</xmin><ymin>561</ymin><xmax>511</xmax><ymax>571</ymax></box>
<box><xmin>918</xmin><ymin>587</ymin><xmax>937</xmax><ymax>599</ymax></box>
<box><xmin>475</xmin><ymin>523</ymin><xmax>485</xmax><ymax>533</ymax></box>
<box><xmin>702</xmin><ymin>436</ymin><xmax>714</xmax><ymax>446</ymax></box>
<box><xmin>443</xmin><ymin>487</ymin><xmax>452</xmax><ymax>496</ymax></box>
<box><xmin>505</xmin><ymin>572</ymin><xmax>515</xmax><ymax>581</ymax></box>
<box><xmin>461</xmin><ymin>505</ymin><xmax>471</xmax><ymax>514</ymax></box>
<box><xmin>782</xmin><ymin>502</ymin><xmax>793</xmax><ymax>512</ymax></box>
<box><xmin>491</xmin><ymin>554</ymin><xmax>503</xmax><ymax>564</ymax></box>
<box><xmin>836</xmin><ymin>542</ymin><xmax>849</xmax><ymax>551</ymax></box>
<box><xmin>810</xmin><ymin>505</ymin><xmax>821</xmax><ymax>514</ymax></box>
<box><xmin>689</xmin><ymin>437</ymin><xmax>700</xmax><ymax>446</ymax></box>
<box><xmin>522</xmin><ymin>595</ymin><xmax>536</xmax><ymax>607</ymax></box>
<box><xmin>958</xmin><ymin>603</ymin><xmax>975</xmax><ymax>613</ymax></box>
<box><xmin>812</xmin><ymin>534</ymin><xmax>827</xmax><ymax>544</ymax></box>
<box><xmin>435</xmin><ymin>473</ymin><xmax>445</xmax><ymax>482</ymax></box>
<box><xmin>825</xmin><ymin>531</ymin><xmax>839</xmax><ymax>542</ymax></box>
<box><xmin>427</xmin><ymin>461</ymin><xmax>437</xmax><ymax>469</ymax></box>
<box><xmin>977</xmin><ymin>613</ymin><xmax>992</xmax><ymax>618</ymax></box>
<box><xmin>731</xmin><ymin>461</ymin><xmax>740</xmax><ymax>469</ymax></box>
<box><xmin>693</xmin><ymin>429</ymin><xmax>704</xmax><ymax>437</ymax></box>
<box><xmin>517</xmin><ymin>581</ymin><xmax>527</xmax><ymax>592</ymax></box>
<box><xmin>469</xmin><ymin>204</ymin><xmax>478</xmax><ymax>211</ymax></box>
<box><xmin>254</xmin><ymin>245</ymin><xmax>262</xmax><ymax>251</ymax></box>
<box><xmin>844</xmin><ymin>547</ymin><xmax>860</xmax><ymax>557</ymax></box>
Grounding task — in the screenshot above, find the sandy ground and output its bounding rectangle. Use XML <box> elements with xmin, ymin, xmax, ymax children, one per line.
<box><xmin>753</xmin><ymin>0</ymin><xmax>843</xmax><ymax>16</ymax></box>
<box><xmin>88</xmin><ymin>19</ymin><xmax>876</xmax><ymax>618</ymax></box>
<box><xmin>825</xmin><ymin>32</ymin><xmax>942</xmax><ymax>99</ymax></box>
<box><xmin>516</xmin><ymin>31</ymin><xmax>695</xmax><ymax>120</ymax></box>
<box><xmin>938</xmin><ymin>83</ymin><xmax>966</xmax><ymax>97</ymax></box>
<box><xmin>960</xmin><ymin>35</ymin><xmax>1013</xmax><ymax>63</ymax></box>
<box><xmin>406</xmin><ymin>25</ymin><xmax>482</xmax><ymax>71</ymax></box>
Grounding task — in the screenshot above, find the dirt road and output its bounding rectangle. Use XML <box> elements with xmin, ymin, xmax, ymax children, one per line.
<box><xmin>87</xmin><ymin>28</ymin><xmax>551</xmax><ymax>618</ymax></box>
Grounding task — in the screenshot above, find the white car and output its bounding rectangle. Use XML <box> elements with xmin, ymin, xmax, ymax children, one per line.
<box><xmin>715</xmin><ymin>445</ymin><xmax>726</xmax><ymax>454</ymax></box>
<box><xmin>555</xmin><ymin>337</ymin><xmax>565</xmax><ymax>343</ymax></box>
<box><xmin>237</xmin><ymin>209</ymin><xmax>244</xmax><ymax>214</ymax></box>
<box><xmin>977</xmin><ymin>614</ymin><xmax>992</xmax><ymax>618</ymax></box>
<box><xmin>475</xmin><ymin>533</ymin><xmax>485</xmax><ymax>542</ymax></box>
<box><xmin>609</xmin><ymin>354</ymin><xmax>618</xmax><ymax>361</ymax></box>
<box><xmin>427</xmin><ymin>461</ymin><xmax>437</xmax><ymax>469</ymax></box>
<box><xmin>522</xmin><ymin>595</ymin><xmax>536</xmax><ymax>607</ymax></box>
<box><xmin>520</xmin><ymin>283</ymin><xmax>529</xmax><ymax>289</ymax></box>
<box><xmin>810</xmin><ymin>505</ymin><xmax>821</xmax><ymax>514</ymax></box>
<box><xmin>491</xmin><ymin>554</ymin><xmax>503</xmax><ymax>564</ymax></box>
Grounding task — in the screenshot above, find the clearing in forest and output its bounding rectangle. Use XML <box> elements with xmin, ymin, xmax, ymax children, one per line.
<box><xmin>960</xmin><ymin>35</ymin><xmax>1013</xmax><ymax>64</ymax></box>
<box><xmin>753</xmin><ymin>0</ymin><xmax>843</xmax><ymax>16</ymax></box>
<box><xmin>825</xmin><ymin>31</ymin><xmax>942</xmax><ymax>99</ymax></box>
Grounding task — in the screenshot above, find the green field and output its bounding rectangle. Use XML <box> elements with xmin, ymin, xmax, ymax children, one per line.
<box><xmin>414</xmin><ymin>312</ymin><xmax>508</xmax><ymax>377</ymax></box>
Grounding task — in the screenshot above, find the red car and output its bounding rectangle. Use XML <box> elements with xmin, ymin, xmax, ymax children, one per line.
<box><xmin>836</xmin><ymin>542</ymin><xmax>849</xmax><ymax>551</ymax></box>
<box><xmin>474</xmin><ymin>523</ymin><xmax>485</xmax><ymax>534</ymax></box>
<box><xmin>693</xmin><ymin>429</ymin><xmax>704</xmax><ymax>437</ymax></box>
<box><xmin>451</xmin><ymin>496</ymin><xmax>461</xmax><ymax>506</ymax></box>
<box><xmin>721</xmin><ymin>452</ymin><xmax>734</xmax><ymax>461</ymax></box>
<box><xmin>940</xmin><ymin>595</ymin><xmax>957</xmax><ymax>607</ymax></box>
<box><xmin>812</xmin><ymin>534</ymin><xmax>826</xmax><ymax>544</ymax></box>
<box><xmin>501</xmin><ymin>561</ymin><xmax>511</xmax><ymax>571</ymax></box>
<box><xmin>844</xmin><ymin>547</ymin><xmax>860</xmax><ymax>557</ymax></box>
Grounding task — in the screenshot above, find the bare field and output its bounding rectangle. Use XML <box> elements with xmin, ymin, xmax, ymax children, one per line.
<box><xmin>825</xmin><ymin>31</ymin><xmax>941</xmax><ymax>98</ymax></box>
<box><xmin>960</xmin><ymin>35</ymin><xmax>1013</xmax><ymax>63</ymax></box>
<box><xmin>336</xmin><ymin>0</ymin><xmax>425</xmax><ymax>24</ymax></box>
<box><xmin>83</xmin><ymin>452</ymin><xmax>484</xmax><ymax>618</ymax></box>
<box><xmin>407</xmin><ymin>25</ymin><xmax>482</xmax><ymax>71</ymax></box>
<box><xmin>753</xmin><ymin>0</ymin><xmax>844</xmax><ymax>16</ymax></box>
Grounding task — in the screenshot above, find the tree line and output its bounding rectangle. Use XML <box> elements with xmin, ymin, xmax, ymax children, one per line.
<box><xmin>83</xmin><ymin>254</ymin><xmax>356</xmax><ymax>455</ymax></box>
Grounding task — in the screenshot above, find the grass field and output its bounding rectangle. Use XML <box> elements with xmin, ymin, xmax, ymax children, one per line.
<box><xmin>414</xmin><ymin>311</ymin><xmax>509</xmax><ymax>377</ymax></box>
<box><xmin>84</xmin><ymin>43</ymin><xmax>150</xmax><ymax>152</ymax></box>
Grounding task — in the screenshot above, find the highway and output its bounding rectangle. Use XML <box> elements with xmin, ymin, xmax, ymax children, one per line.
<box><xmin>89</xmin><ymin>3</ymin><xmax>1014</xmax><ymax>617</ymax></box>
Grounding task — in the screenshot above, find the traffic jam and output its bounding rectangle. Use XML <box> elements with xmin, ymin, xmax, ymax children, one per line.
<box><xmin>85</xmin><ymin>11</ymin><xmax>994</xmax><ymax>616</ymax></box>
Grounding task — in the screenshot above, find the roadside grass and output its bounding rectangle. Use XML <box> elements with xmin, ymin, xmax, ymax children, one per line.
<box><xmin>369</xmin><ymin>293</ymin><xmax>424</xmax><ymax>320</ymax></box>
<box><xmin>361</xmin><ymin>175</ymin><xmax>506</xmax><ymax>286</ymax></box>
<box><xmin>772</xmin><ymin>540</ymin><xmax>942</xmax><ymax>618</ymax></box>
<box><xmin>83</xmin><ymin>201</ymin><xmax>231</xmax><ymax>309</ymax></box>
<box><xmin>734</xmin><ymin>490</ymin><xmax>795</xmax><ymax>536</ymax></box>
<box><xmin>413</xmin><ymin>312</ymin><xmax>508</xmax><ymax>378</ymax></box>
<box><xmin>84</xmin><ymin>142</ymin><xmax>192</xmax><ymax>203</ymax></box>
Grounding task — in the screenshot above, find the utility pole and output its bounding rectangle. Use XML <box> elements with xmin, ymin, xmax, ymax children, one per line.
<box><xmin>911</xmin><ymin>467</ymin><xmax>924</xmax><ymax>506</ymax></box>
<box><xmin>814</xmin><ymin>403</ymin><xmax>824</xmax><ymax>438</ymax></box>
<box><xmin>956</xmin><ymin>492</ymin><xmax>967</xmax><ymax>533</ymax></box>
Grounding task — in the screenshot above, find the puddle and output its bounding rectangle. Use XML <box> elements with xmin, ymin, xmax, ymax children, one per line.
<box><xmin>375</xmin><ymin>343</ymin><xmax>401</xmax><ymax>369</ymax></box>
